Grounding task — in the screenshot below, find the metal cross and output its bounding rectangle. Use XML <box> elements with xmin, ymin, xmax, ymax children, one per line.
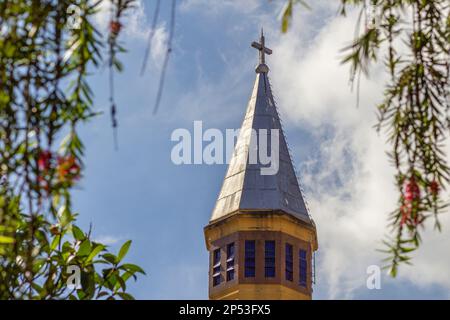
<box><xmin>251</xmin><ymin>29</ymin><xmax>272</xmax><ymax>65</ymax></box>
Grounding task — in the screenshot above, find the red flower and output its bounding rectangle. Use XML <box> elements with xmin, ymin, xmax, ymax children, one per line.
<box><xmin>404</xmin><ymin>178</ymin><xmax>420</xmax><ymax>202</ymax></box>
<box><xmin>109</xmin><ymin>20</ymin><xmax>122</xmax><ymax>36</ymax></box>
<box><xmin>400</xmin><ymin>178</ymin><xmax>423</xmax><ymax>228</ymax></box>
<box><xmin>37</xmin><ymin>150</ymin><xmax>52</xmax><ymax>171</ymax></box>
<box><xmin>429</xmin><ymin>180</ymin><xmax>440</xmax><ymax>196</ymax></box>
<box><xmin>36</xmin><ymin>150</ymin><xmax>53</xmax><ymax>194</ymax></box>
<box><xmin>57</xmin><ymin>155</ymin><xmax>81</xmax><ymax>182</ymax></box>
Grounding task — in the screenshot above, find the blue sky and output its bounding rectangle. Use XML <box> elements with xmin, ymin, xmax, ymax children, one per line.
<box><xmin>72</xmin><ymin>0</ymin><xmax>450</xmax><ymax>299</ymax></box>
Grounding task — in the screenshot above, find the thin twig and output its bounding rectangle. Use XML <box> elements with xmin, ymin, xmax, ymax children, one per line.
<box><xmin>140</xmin><ymin>0</ymin><xmax>161</xmax><ymax>76</ymax></box>
<box><xmin>153</xmin><ymin>0</ymin><xmax>176</xmax><ymax>115</ymax></box>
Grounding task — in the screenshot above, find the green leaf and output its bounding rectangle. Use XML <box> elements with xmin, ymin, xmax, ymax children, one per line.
<box><xmin>119</xmin><ymin>263</ymin><xmax>145</xmax><ymax>275</ymax></box>
<box><xmin>102</xmin><ymin>253</ymin><xmax>118</xmax><ymax>264</ymax></box>
<box><xmin>78</xmin><ymin>239</ymin><xmax>91</xmax><ymax>257</ymax></box>
<box><xmin>72</xmin><ymin>225</ymin><xmax>85</xmax><ymax>241</ymax></box>
<box><xmin>400</xmin><ymin>246</ymin><xmax>417</xmax><ymax>253</ymax></box>
<box><xmin>117</xmin><ymin>240</ymin><xmax>132</xmax><ymax>262</ymax></box>
<box><xmin>389</xmin><ymin>265</ymin><xmax>398</xmax><ymax>278</ymax></box>
<box><xmin>121</xmin><ymin>271</ymin><xmax>136</xmax><ymax>282</ymax></box>
<box><xmin>281</xmin><ymin>0</ymin><xmax>293</xmax><ymax>33</ymax></box>
<box><xmin>77</xmin><ymin>290</ymin><xmax>86</xmax><ymax>300</ymax></box>
<box><xmin>106</xmin><ymin>273</ymin><xmax>118</xmax><ymax>290</ymax></box>
<box><xmin>0</xmin><ymin>236</ymin><xmax>14</xmax><ymax>244</ymax></box>
<box><xmin>31</xmin><ymin>283</ymin><xmax>43</xmax><ymax>295</ymax></box>
<box><xmin>50</xmin><ymin>234</ymin><xmax>61</xmax><ymax>251</ymax></box>
<box><xmin>96</xmin><ymin>291</ymin><xmax>109</xmax><ymax>299</ymax></box>
<box><xmin>86</xmin><ymin>244</ymin><xmax>105</xmax><ymax>263</ymax></box>
<box><xmin>32</xmin><ymin>258</ymin><xmax>46</xmax><ymax>273</ymax></box>
<box><xmin>115</xmin><ymin>275</ymin><xmax>126</xmax><ymax>292</ymax></box>
<box><xmin>117</xmin><ymin>292</ymin><xmax>134</xmax><ymax>300</ymax></box>
<box><xmin>281</xmin><ymin>0</ymin><xmax>311</xmax><ymax>33</ymax></box>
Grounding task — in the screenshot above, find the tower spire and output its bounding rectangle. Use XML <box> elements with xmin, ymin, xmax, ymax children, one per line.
<box><xmin>210</xmin><ymin>30</ymin><xmax>311</xmax><ymax>224</ymax></box>
<box><xmin>251</xmin><ymin>28</ymin><xmax>272</xmax><ymax>73</ymax></box>
<box><xmin>204</xmin><ymin>30</ymin><xmax>318</xmax><ymax>301</ymax></box>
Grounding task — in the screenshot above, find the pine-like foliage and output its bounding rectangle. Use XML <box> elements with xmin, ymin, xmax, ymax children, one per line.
<box><xmin>0</xmin><ymin>0</ymin><xmax>145</xmax><ymax>299</ymax></box>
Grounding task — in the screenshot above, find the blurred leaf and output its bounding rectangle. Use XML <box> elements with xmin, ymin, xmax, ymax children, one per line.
<box><xmin>0</xmin><ymin>236</ymin><xmax>14</xmax><ymax>244</ymax></box>
<box><xmin>117</xmin><ymin>292</ymin><xmax>134</xmax><ymax>300</ymax></box>
<box><xmin>86</xmin><ymin>244</ymin><xmax>105</xmax><ymax>263</ymax></box>
<box><xmin>117</xmin><ymin>240</ymin><xmax>131</xmax><ymax>262</ymax></box>
<box><xmin>102</xmin><ymin>253</ymin><xmax>118</xmax><ymax>265</ymax></box>
<box><xmin>78</xmin><ymin>239</ymin><xmax>91</xmax><ymax>257</ymax></box>
<box><xmin>72</xmin><ymin>225</ymin><xmax>85</xmax><ymax>241</ymax></box>
<box><xmin>119</xmin><ymin>263</ymin><xmax>146</xmax><ymax>275</ymax></box>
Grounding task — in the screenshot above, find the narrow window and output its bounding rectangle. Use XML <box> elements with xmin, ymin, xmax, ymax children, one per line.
<box><xmin>265</xmin><ymin>240</ymin><xmax>276</xmax><ymax>278</ymax></box>
<box><xmin>226</xmin><ymin>243</ymin><xmax>235</xmax><ymax>281</ymax></box>
<box><xmin>212</xmin><ymin>248</ymin><xmax>221</xmax><ymax>286</ymax></box>
<box><xmin>285</xmin><ymin>243</ymin><xmax>293</xmax><ymax>281</ymax></box>
<box><xmin>299</xmin><ymin>249</ymin><xmax>307</xmax><ymax>287</ymax></box>
<box><xmin>244</xmin><ymin>240</ymin><xmax>256</xmax><ymax>277</ymax></box>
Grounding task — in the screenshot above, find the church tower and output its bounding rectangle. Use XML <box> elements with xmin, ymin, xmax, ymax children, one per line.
<box><xmin>204</xmin><ymin>31</ymin><xmax>318</xmax><ymax>300</ymax></box>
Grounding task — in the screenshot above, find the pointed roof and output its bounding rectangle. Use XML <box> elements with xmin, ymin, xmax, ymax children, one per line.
<box><xmin>210</xmin><ymin>33</ymin><xmax>311</xmax><ymax>224</ymax></box>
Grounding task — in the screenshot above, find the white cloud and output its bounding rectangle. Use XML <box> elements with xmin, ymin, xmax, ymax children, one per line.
<box><xmin>92</xmin><ymin>0</ymin><xmax>168</xmax><ymax>67</ymax></box>
<box><xmin>93</xmin><ymin>235</ymin><xmax>122</xmax><ymax>245</ymax></box>
<box><xmin>180</xmin><ymin>0</ymin><xmax>263</xmax><ymax>15</ymax></box>
<box><xmin>267</xmin><ymin>2</ymin><xmax>450</xmax><ymax>298</ymax></box>
<box><xmin>149</xmin><ymin>25</ymin><xmax>169</xmax><ymax>67</ymax></box>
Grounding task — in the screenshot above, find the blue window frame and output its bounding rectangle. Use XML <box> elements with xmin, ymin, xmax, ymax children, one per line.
<box><xmin>299</xmin><ymin>249</ymin><xmax>307</xmax><ymax>287</ymax></box>
<box><xmin>265</xmin><ymin>240</ymin><xmax>276</xmax><ymax>278</ymax></box>
<box><xmin>244</xmin><ymin>240</ymin><xmax>256</xmax><ymax>277</ymax></box>
<box><xmin>285</xmin><ymin>243</ymin><xmax>293</xmax><ymax>281</ymax></box>
<box><xmin>212</xmin><ymin>248</ymin><xmax>221</xmax><ymax>286</ymax></box>
<box><xmin>226</xmin><ymin>243</ymin><xmax>235</xmax><ymax>281</ymax></box>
